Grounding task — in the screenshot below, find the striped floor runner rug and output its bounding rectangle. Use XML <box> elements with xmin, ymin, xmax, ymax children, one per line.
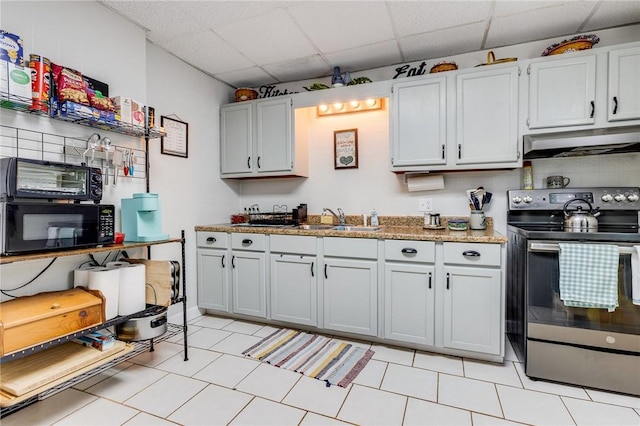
<box><xmin>242</xmin><ymin>328</ymin><xmax>374</xmax><ymax>388</ymax></box>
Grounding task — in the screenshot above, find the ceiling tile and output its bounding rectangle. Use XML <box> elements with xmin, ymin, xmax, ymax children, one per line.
<box><xmin>214</xmin><ymin>8</ymin><xmax>317</xmax><ymax>65</ymax></box>
<box><xmin>485</xmin><ymin>2</ymin><xmax>597</xmax><ymax>48</ymax></box>
<box><xmin>493</xmin><ymin>0</ymin><xmax>571</xmax><ymax>18</ymax></box>
<box><xmin>153</xmin><ymin>30</ymin><xmax>254</xmax><ymax>75</ymax></box>
<box><xmin>262</xmin><ymin>55</ymin><xmax>331</xmax><ymax>83</ymax></box>
<box><xmin>180</xmin><ymin>1</ymin><xmax>290</xmax><ymax>29</ymax></box>
<box><xmin>582</xmin><ymin>1</ymin><xmax>640</xmax><ymax>31</ymax></box>
<box><xmin>399</xmin><ymin>22</ymin><xmax>486</xmax><ymax>62</ymax></box>
<box><xmin>288</xmin><ymin>1</ymin><xmax>395</xmax><ymax>52</ymax></box>
<box><xmin>215</xmin><ymin>67</ymin><xmax>277</xmax><ymax>88</ymax></box>
<box><xmin>102</xmin><ymin>1</ymin><xmax>206</xmax><ymax>41</ymax></box>
<box><xmin>324</xmin><ymin>40</ymin><xmax>403</xmax><ymax>73</ymax></box>
<box><xmin>388</xmin><ymin>1</ymin><xmax>492</xmax><ymax>38</ymax></box>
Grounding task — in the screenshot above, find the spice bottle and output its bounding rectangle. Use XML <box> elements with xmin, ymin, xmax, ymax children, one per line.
<box><xmin>523</xmin><ymin>161</ymin><xmax>533</xmax><ymax>190</ymax></box>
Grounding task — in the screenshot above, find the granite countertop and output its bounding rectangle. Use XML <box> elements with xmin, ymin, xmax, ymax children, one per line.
<box><xmin>195</xmin><ymin>215</ymin><xmax>507</xmax><ymax>244</ymax></box>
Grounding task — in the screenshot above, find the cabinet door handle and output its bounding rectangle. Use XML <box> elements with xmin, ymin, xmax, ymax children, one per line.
<box><xmin>324</xmin><ymin>264</ymin><xmax>328</xmax><ymax>279</ymax></box>
<box><xmin>613</xmin><ymin>96</ymin><xmax>618</xmax><ymax>115</ymax></box>
<box><xmin>206</xmin><ymin>237</ymin><xmax>216</xmax><ymax>243</ymax></box>
<box><xmin>401</xmin><ymin>248</ymin><xmax>417</xmax><ymax>254</ymax></box>
<box><xmin>428</xmin><ymin>272</ymin><xmax>432</xmax><ymax>289</ymax></box>
<box><xmin>446</xmin><ymin>272</ymin><xmax>450</xmax><ymax>290</ymax></box>
<box><xmin>257</xmin><ymin>156</ymin><xmax>261</xmax><ymax>168</ymax></box>
<box><xmin>221</xmin><ymin>255</ymin><xmax>225</xmax><ymax>268</ymax></box>
<box><xmin>458</xmin><ymin>144</ymin><xmax>462</xmax><ymax>159</ymax></box>
<box><xmin>232</xmin><ymin>255</ymin><xmax>236</xmax><ymax>268</ymax></box>
<box><xmin>311</xmin><ymin>261</ymin><xmax>314</xmax><ymax>277</ymax></box>
<box><xmin>462</xmin><ymin>250</ymin><xmax>481</xmax><ymax>257</ymax></box>
<box><xmin>441</xmin><ymin>144</ymin><xmax>445</xmax><ymax>159</ymax></box>
<box><xmin>247</xmin><ymin>157</ymin><xmax>251</xmax><ymax>169</ymax></box>
<box><xmin>590</xmin><ymin>100</ymin><xmax>595</xmax><ymax>118</ymax></box>
<box><xmin>242</xmin><ymin>239</ymin><xmax>253</xmax><ymax>246</ymax></box>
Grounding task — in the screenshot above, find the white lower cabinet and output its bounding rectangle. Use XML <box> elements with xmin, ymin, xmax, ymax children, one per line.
<box><xmin>269</xmin><ymin>235</ymin><xmax>317</xmax><ymax>327</ymax></box>
<box><xmin>323</xmin><ymin>237</ymin><xmax>378</xmax><ymax>337</ymax></box>
<box><xmin>196</xmin><ymin>232</ymin><xmax>230</xmax><ymax>312</ymax></box>
<box><xmin>231</xmin><ymin>234</ymin><xmax>267</xmax><ymax>318</ymax></box>
<box><xmin>384</xmin><ymin>240</ymin><xmax>436</xmax><ymax>345</ymax></box>
<box><xmin>442</xmin><ymin>243</ymin><xmax>502</xmax><ymax>355</ymax></box>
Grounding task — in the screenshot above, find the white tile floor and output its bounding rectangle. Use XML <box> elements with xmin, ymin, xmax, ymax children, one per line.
<box><xmin>4</xmin><ymin>314</ymin><xmax>640</xmax><ymax>426</ymax></box>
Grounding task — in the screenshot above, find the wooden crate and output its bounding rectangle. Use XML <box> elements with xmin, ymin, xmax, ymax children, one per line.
<box><xmin>0</xmin><ymin>288</ymin><xmax>105</xmax><ymax>356</ymax></box>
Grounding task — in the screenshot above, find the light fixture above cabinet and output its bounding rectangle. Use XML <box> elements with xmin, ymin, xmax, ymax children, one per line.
<box><xmin>317</xmin><ymin>98</ymin><xmax>383</xmax><ymax>116</ymax></box>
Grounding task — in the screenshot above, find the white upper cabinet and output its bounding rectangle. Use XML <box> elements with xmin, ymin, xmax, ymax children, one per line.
<box><xmin>390</xmin><ymin>64</ymin><xmax>521</xmax><ymax>172</ymax></box>
<box><xmin>456</xmin><ymin>65</ymin><xmax>520</xmax><ymax>165</ymax></box>
<box><xmin>220</xmin><ymin>96</ymin><xmax>307</xmax><ymax>178</ymax></box>
<box><xmin>527</xmin><ymin>55</ymin><xmax>597</xmax><ymax>129</ymax></box>
<box><xmin>390</xmin><ymin>76</ymin><xmax>447</xmax><ymax>167</ymax></box>
<box><xmin>220</xmin><ymin>102</ymin><xmax>253</xmax><ymax>174</ymax></box>
<box><xmin>608</xmin><ymin>45</ymin><xmax>640</xmax><ymax>122</ymax></box>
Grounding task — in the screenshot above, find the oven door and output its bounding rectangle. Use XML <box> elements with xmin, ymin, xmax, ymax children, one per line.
<box><xmin>1</xmin><ymin>202</ymin><xmax>101</xmax><ymax>255</ymax></box>
<box><xmin>527</xmin><ymin>241</ymin><xmax>640</xmax><ymax>344</ymax></box>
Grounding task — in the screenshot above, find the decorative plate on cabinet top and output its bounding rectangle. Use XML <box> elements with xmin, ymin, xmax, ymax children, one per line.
<box><xmin>541</xmin><ymin>34</ymin><xmax>600</xmax><ymax>56</ymax></box>
<box><xmin>430</xmin><ymin>61</ymin><xmax>458</xmax><ymax>73</ymax></box>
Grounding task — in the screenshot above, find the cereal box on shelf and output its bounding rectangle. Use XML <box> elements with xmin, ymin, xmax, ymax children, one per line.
<box><xmin>0</xmin><ymin>59</ymin><xmax>31</xmax><ymax>106</ymax></box>
<box><xmin>0</xmin><ymin>30</ymin><xmax>24</xmax><ymax>67</ymax></box>
<box><xmin>112</xmin><ymin>96</ymin><xmax>132</xmax><ymax>124</ymax></box>
<box><xmin>131</xmin><ymin>99</ymin><xmax>145</xmax><ymax>127</ymax></box>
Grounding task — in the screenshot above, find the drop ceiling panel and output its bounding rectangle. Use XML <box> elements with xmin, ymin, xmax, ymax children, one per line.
<box><xmin>486</xmin><ymin>2</ymin><xmax>597</xmax><ymax>48</ymax></box>
<box><xmin>215</xmin><ymin>67</ymin><xmax>277</xmax><ymax>88</ymax></box>
<box><xmin>324</xmin><ymin>40</ymin><xmax>403</xmax><ymax>73</ymax></box>
<box><xmin>214</xmin><ymin>8</ymin><xmax>317</xmax><ymax>65</ymax></box>
<box><xmin>388</xmin><ymin>1</ymin><xmax>492</xmax><ymax>37</ymax></box>
<box><xmin>181</xmin><ymin>1</ymin><xmax>290</xmax><ymax>29</ymax></box>
<box><xmin>400</xmin><ymin>22</ymin><xmax>486</xmax><ymax>63</ymax></box>
<box><xmin>583</xmin><ymin>2</ymin><xmax>640</xmax><ymax>32</ymax></box>
<box><xmin>155</xmin><ymin>30</ymin><xmax>254</xmax><ymax>76</ymax></box>
<box><xmin>288</xmin><ymin>2</ymin><xmax>395</xmax><ymax>52</ymax></box>
<box><xmin>262</xmin><ymin>55</ymin><xmax>331</xmax><ymax>83</ymax></box>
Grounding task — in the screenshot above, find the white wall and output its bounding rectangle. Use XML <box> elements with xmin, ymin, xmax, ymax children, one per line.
<box><xmin>144</xmin><ymin>42</ymin><xmax>235</xmax><ymax>320</ymax></box>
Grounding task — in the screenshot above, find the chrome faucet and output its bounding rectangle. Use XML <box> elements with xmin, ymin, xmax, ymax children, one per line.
<box><xmin>323</xmin><ymin>207</ymin><xmax>346</xmax><ymax>225</ymax></box>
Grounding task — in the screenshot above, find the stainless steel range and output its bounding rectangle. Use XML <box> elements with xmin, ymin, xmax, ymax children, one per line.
<box><xmin>506</xmin><ymin>187</ymin><xmax>640</xmax><ymax>395</ymax></box>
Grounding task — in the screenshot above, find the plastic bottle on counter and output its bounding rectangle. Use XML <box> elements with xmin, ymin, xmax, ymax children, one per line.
<box><xmin>370</xmin><ymin>209</ymin><xmax>379</xmax><ymax>227</ymax></box>
<box><xmin>522</xmin><ymin>161</ymin><xmax>534</xmax><ymax>189</ymax></box>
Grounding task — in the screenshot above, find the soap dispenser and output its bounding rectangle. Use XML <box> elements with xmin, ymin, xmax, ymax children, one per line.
<box><xmin>370</xmin><ymin>209</ymin><xmax>379</xmax><ymax>227</ymax></box>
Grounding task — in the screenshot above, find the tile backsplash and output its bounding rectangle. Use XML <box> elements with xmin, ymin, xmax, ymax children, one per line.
<box><xmin>531</xmin><ymin>152</ymin><xmax>640</xmax><ymax>189</ymax></box>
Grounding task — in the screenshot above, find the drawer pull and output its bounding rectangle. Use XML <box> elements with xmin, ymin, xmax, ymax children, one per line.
<box><xmin>206</xmin><ymin>237</ymin><xmax>216</xmax><ymax>243</ymax></box>
<box><xmin>242</xmin><ymin>239</ymin><xmax>253</xmax><ymax>245</ymax></box>
<box><xmin>401</xmin><ymin>248</ymin><xmax>417</xmax><ymax>254</ymax></box>
<box><xmin>462</xmin><ymin>250</ymin><xmax>481</xmax><ymax>257</ymax></box>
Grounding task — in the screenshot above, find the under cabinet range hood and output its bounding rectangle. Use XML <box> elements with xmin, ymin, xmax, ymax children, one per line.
<box><xmin>523</xmin><ymin>126</ymin><xmax>640</xmax><ymax>159</ymax></box>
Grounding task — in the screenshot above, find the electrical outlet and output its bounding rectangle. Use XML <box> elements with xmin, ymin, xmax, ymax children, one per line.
<box><xmin>418</xmin><ymin>198</ymin><xmax>433</xmax><ymax>212</ymax></box>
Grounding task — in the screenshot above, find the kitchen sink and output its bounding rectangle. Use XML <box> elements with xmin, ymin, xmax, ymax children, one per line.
<box><xmin>332</xmin><ymin>225</ymin><xmax>382</xmax><ymax>232</ymax></box>
<box><xmin>296</xmin><ymin>224</ymin><xmax>335</xmax><ymax>230</ymax></box>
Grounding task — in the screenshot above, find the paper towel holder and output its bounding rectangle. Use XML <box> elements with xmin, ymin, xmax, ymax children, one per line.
<box><xmin>403</xmin><ymin>172</ymin><xmax>445</xmax><ymax>192</ymax></box>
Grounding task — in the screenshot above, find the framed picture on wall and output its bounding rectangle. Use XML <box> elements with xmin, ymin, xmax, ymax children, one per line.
<box><xmin>334</xmin><ymin>128</ymin><xmax>358</xmax><ymax>169</ymax></box>
<box><xmin>161</xmin><ymin>116</ymin><xmax>189</xmax><ymax>158</ymax></box>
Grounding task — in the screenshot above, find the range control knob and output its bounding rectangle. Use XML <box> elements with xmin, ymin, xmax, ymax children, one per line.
<box><xmin>523</xmin><ymin>196</ymin><xmax>533</xmax><ymax>204</ymax></box>
<box><xmin>512</xmin><ymin>196</ymin><xmax>522</xmax><ymax>204</ymax></box>
<box><xmin>614</xmin><ymin>193</ymin><xmax>627</xmax><ymax>202</ymax></box>
<box><xmin>601</xmin><ymin>194</ymin><xmax>613</xmax><ymax>202</ymax></box>
<box><xmin>627</xmin><ymin>193</ymin><xmax>639</xmax><ymax>202</ymax></box>
<box><xmin>92</xmin><ymin>187</ymin><xmax>103</xmax><ymax>198</ymax></box>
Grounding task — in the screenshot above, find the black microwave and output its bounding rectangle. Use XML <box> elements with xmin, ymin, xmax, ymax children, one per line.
<box><xmin>0</xmin><ymin>202</ymin><xmax>115</xmax><ymax>255</ymax></box>
<box><xmin>0</xmin><ymin>157</ymin><xmax>103</xmax><ymax>202</ymax></box>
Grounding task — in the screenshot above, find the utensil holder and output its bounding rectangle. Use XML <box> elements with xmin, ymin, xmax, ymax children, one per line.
<box><xmin>469</xmin><ymin>211</ymin><xmax>486</xmax><ymax>230</ymax></box>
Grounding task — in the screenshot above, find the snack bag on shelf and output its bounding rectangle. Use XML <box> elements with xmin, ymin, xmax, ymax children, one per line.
<box><xmin>51</xmin><ymin>63</ymin><xmax>90</xmax><ymax>105</ymax></box>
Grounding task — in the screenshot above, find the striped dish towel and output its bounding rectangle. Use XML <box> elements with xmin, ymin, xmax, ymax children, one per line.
<box><xmin>558</xmin><ymin>243</ymin><xmax>619</xmax><ymax>312</ymax></box>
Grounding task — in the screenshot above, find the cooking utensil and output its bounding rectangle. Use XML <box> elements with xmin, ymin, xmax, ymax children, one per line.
<box><xmin>563</xmin><ymin>198</ymin><xmax>600</xmax><ymax>232</ymax></box>
<box><xmin>129</xmin><ymin>149</ymin><xmax>134</xmax><ymax>177</ymax></box>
